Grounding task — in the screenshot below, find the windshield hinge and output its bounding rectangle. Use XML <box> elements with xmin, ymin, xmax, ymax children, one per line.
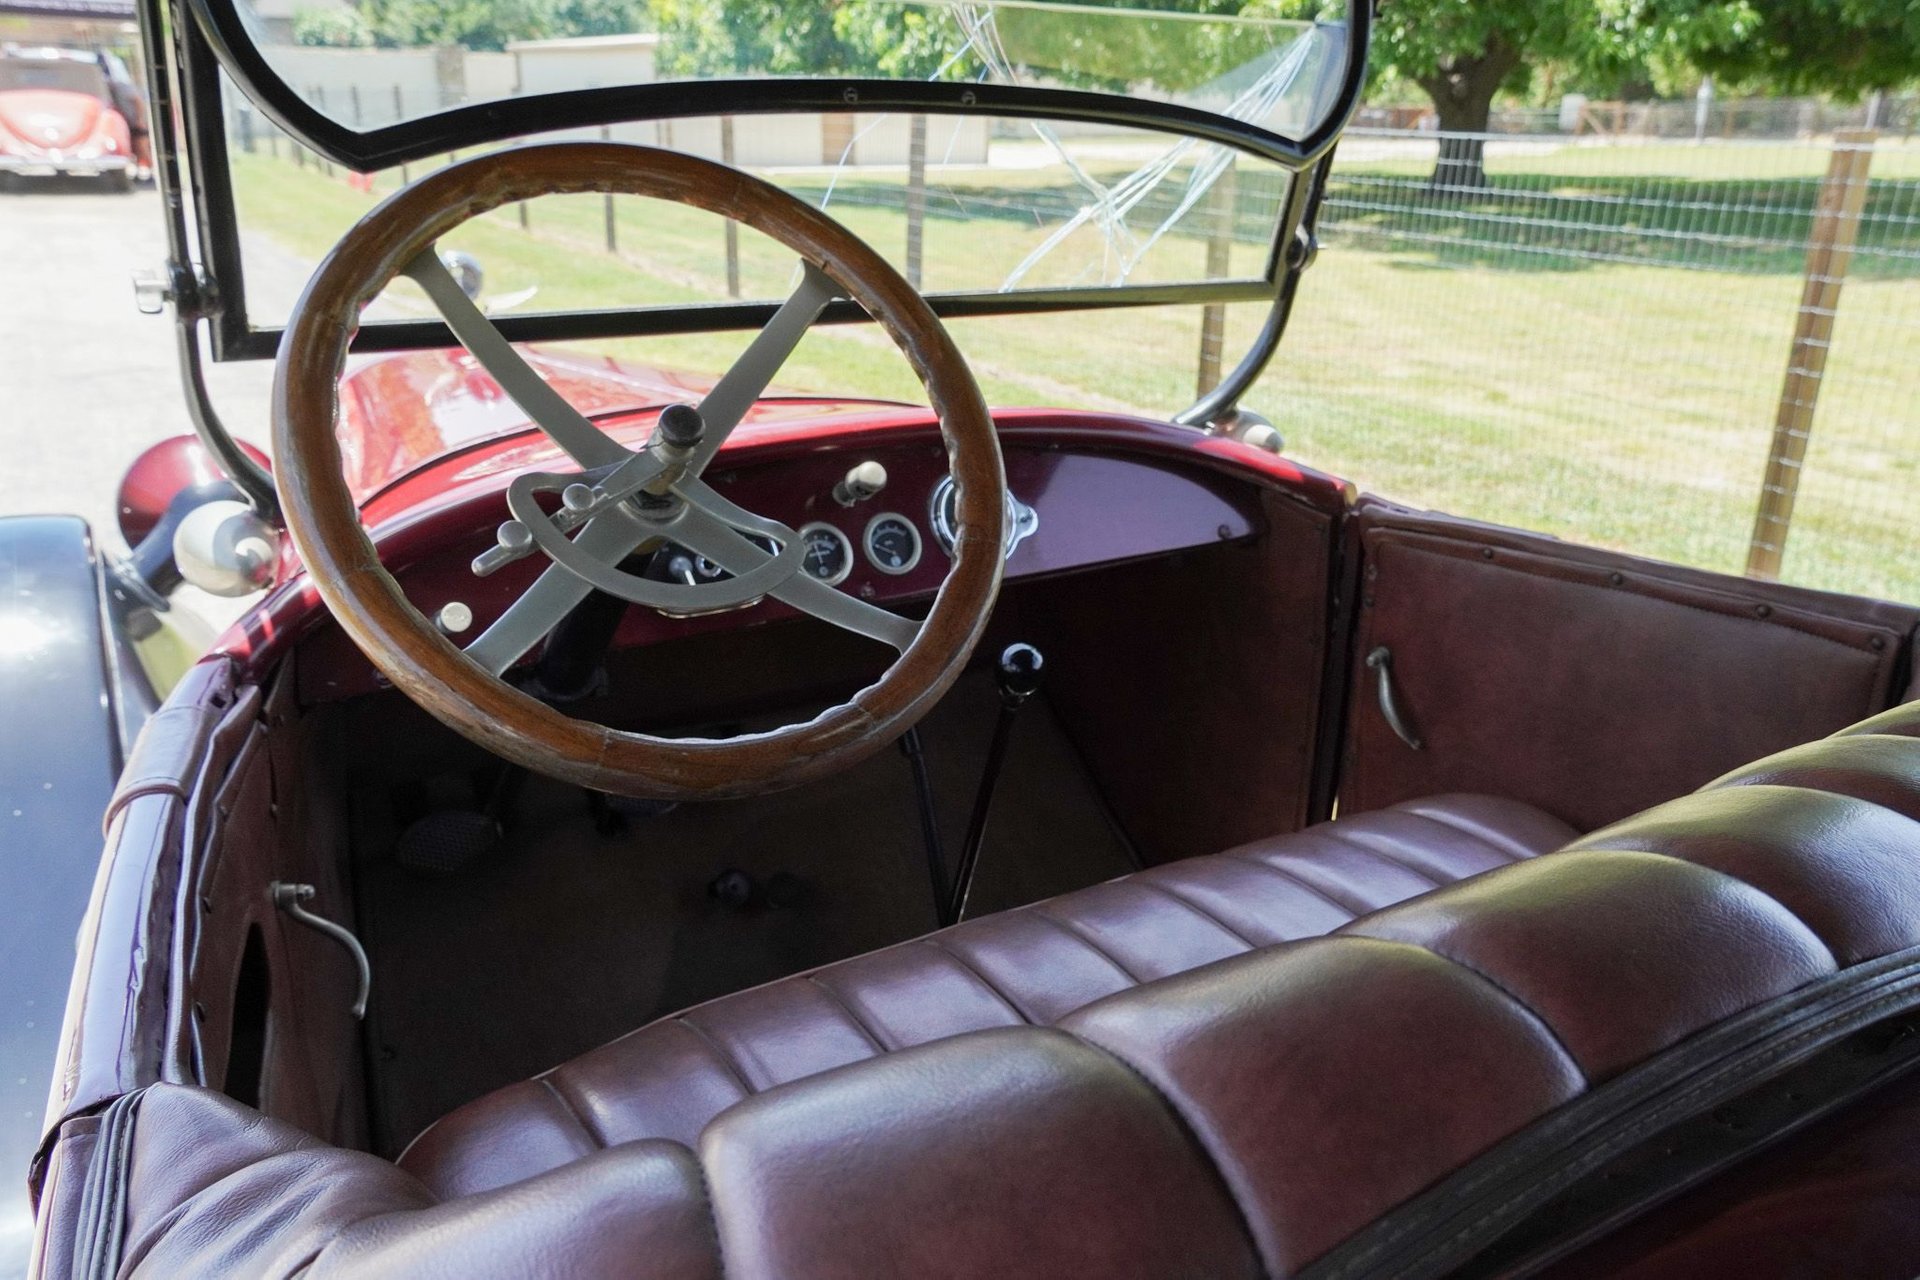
<box><xmin>132</xmin><ymin>260</ymin><xmax>214</xmax><ymax>321</ymax></box>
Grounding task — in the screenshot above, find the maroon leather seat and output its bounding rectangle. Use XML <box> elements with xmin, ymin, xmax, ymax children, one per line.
<box><xmin>69</xmin><ymin>703</ymin><xmax>1920</xmax><ymax>1279</ymax></box>
<box><xmin>400</xmin><ymin>793</ymin><xmax>1576</xmax><ymax>1197</ymax></box>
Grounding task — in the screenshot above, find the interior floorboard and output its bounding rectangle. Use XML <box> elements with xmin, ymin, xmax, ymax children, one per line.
<box><xmin>350</xmin><ymin>668</ymin><xmax>1135</xmax><ymax>1154</ymax></box>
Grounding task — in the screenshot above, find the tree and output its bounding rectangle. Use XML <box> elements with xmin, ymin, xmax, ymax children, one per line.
<box><xmin>351</xmin><ymin>0</ymin><xmax>649</xmax><ymax>52</ymax></box>
<box><xmin>1359</xmin><ymin>0</ymin><xmax>1674</xmax><ymax>189</ymax></box>
<box><xmin>1371</xmin><ymin>0</ymin><xmax>1648</xmax><ymax>188</ymax></box>
<box><xmin>292</xmin><ymin>6</ymin><xmax>375</xmax><ymax>47</ymax></box>
<box><xmin>648</xmin><ymin>0</ymin><xmax>1273</xmax><ymax>86</ymax></box>
<box><xmin>1671</xmin><ymin>0</ymin><xmax>1920</xmax><ymax>97</ymax></box>
<box><xmin>547</xmin><ymin>0</ymin><xmax>652</xmax><ymax>39</ymax></box>
<box><xmin>359</xmin><ymin>0</ymin><xmax>554</xmax><ymax>50</ymax></box>
<box><xmin>648</xmin><ymin>0</ymin><xmax>954</xmax><ymax>79</ymax></box>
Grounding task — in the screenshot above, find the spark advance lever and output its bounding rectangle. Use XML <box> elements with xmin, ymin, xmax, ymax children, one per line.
<box><xmin>945</xmin><ymin>643</ymin><xmax>1045</xmax><ymax>926</ymax></box>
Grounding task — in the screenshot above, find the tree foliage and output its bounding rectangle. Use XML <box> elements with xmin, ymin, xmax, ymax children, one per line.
<box><xmin>1671</xmin><ymin>0</ymin><xmax>1920</xmax><ymax>96</ymax></box>
<box><xmin>1375</xmin><ymin>0</ymin><xmax>1654</xmax><ymax>127</ymax></box>
<box><xmin>649</xmin><ymin>0</ymin><xmax>1306</xmax><ymax>91</ymax></box>
<box><xmin>291</xmin><ymin>6</ymin><xmax>374</xmax><ymax>47</ymax></box>
<box><xmin>294</xmin><ymin>0</ymin><xmax>652</xmax><ymax>51</ymax></box>
<box><xmin>648</xmin><ymin>0</ymin><xmax>956</xmax><ymax>79</ymax></box>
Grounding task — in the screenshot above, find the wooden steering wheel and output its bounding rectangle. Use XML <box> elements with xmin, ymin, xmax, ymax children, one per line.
<box><xmin>274</xmin><ymin>143</ymin><xmax>1006</xmax><ymax>800</ymax></box>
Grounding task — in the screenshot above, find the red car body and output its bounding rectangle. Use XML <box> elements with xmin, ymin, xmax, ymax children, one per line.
<box><xmin>222</xmin><ymin>346</ymin><xmax>1335</xmax><ymax>686</ymax></box>
<box><xmin>0</xmin><ymin>49</ymin><xmax>140</xmax><ymax>188</ymax></box>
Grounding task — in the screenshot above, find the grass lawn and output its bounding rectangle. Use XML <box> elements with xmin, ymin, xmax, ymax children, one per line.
<box><xmin>229</xmin><ymin>139</ymin><xmax>1920</xmax><ymax>604</ymax></box>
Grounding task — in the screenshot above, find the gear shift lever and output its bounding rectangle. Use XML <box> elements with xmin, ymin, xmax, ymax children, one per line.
<box><xmin>945</xmin><ymin>643</ymin><xmax>1045</xmax><ymax>925</ymax></box>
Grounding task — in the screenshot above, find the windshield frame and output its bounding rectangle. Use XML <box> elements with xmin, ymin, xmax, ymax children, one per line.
<box><xmin>162</xmin><ymin>0</ymin><xmax>1369</xmax><ymax>365</ymax></box>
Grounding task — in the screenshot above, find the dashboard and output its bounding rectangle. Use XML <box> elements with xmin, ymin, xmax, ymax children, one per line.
<box><xmin>642</xmin><ymin>468</ymin><xmax>1040</xmax><ymax>607</ymax></box>
<box><xmin>292</xmin><ymin>430</ymin><xmax>1267</xmax><ymax>704</ymax></box>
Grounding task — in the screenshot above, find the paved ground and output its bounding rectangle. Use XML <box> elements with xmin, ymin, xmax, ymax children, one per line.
<box><xmin>0</xmin><ymin>182</ymin><xmax>277</xmax><ymax>548</ymax></box>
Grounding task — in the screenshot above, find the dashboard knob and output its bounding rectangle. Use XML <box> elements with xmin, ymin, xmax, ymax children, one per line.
<box><xmin>996</xmin><ymin>643</ymin><xmax>1045</xmax><ymax>704</ymax></box>
<box><xmin>833</xmin><ymin>461</ymin><xmax>888</xmax><ymax>506</ymax></box>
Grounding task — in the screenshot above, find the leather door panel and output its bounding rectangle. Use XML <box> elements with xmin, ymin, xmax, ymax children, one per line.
<box><xmin>1341</xmin><ymin>499</ymin><xmax>1919</xmax><ymax>832</ymax></box>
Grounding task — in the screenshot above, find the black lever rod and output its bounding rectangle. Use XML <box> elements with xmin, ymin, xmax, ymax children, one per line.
<box><xmin>898</xmin><ymin>727</ymin><xmax>947</xmax><ymax>922</ymax></box>
<box><xmin>946</xmin><ymin>643</ymin><xmax>1045</xmax><ymax>926</ymax></box>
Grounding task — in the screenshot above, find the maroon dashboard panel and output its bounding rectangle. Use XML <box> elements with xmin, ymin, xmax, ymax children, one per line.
<box><xmin>292</xmin><ymin>438</ymin><xmax>1263</xmax><ymax>705</ymax></box>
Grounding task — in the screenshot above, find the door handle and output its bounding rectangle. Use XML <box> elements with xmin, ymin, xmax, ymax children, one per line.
<box><xmin>1365</xmin><ymin>646</ymin><xmax>1424</xmax><ymax>751</ymax></box>
<box><xmin>271</xmin><ymin>882</ymin><xmax>370</xmax><ymax>1019</ymax></box>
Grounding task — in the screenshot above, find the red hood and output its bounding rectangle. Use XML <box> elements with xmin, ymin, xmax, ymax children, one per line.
<box><xmin>0</xmin><ymin>88</ymin><xmax>105</xmax><ymax>150</ymax></box>
<box><xmin>337</xmin><ymin>345</ymin><xmax>914</xmax><ymax>504</ymax></box>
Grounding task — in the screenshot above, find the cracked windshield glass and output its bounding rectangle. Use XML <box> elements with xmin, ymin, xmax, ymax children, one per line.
<box><xmin>222</xmin><ymin>0</ymin><xmax>1336</xmax><ymax>412</ymax></box>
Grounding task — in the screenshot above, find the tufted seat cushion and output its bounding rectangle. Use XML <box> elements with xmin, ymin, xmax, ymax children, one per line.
<box><xmin>398</xmin><ymin>793</ymin><xmax>1576</xmax><ymax>1198</ymax></box>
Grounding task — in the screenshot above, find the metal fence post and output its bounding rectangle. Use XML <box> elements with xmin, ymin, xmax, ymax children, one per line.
<box><xmin>1745</xmin><ymin>129</ymin><xmax>1876</xmax><ymax>580</ymax></box>
<box><xmin>721</xmin><ymin>116</ymin><xmax>740</xmax><ymax>297</ymax></box>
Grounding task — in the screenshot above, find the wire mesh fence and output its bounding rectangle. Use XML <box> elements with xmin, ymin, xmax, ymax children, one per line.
<box><xmin>1272</xmin><ymin>128</ymin><xmax>1920</xmax><ymax>603</ymax></box>
<box><xmin>221</xmin><ymin>107</ymin><xmax>1920</xmax><ymax>603</ymax></box>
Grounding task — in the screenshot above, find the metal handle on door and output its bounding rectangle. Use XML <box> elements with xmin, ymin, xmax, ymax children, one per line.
<box><xmin>1365</xmin><ymin>646</ymin><xmax>1424</xmax><ymax>751</ymax></box>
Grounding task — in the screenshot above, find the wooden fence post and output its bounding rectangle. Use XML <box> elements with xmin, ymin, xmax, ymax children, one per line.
<box><xmin>1745</xmin><ymin>129</ymin><xmax>1876</xmax><ymax>580</ymax></box>
<box><xmin>905</xmin><ymin>114</ymin><xmax>928</xmax><ymax>290</ymax></box>
<box><xmin>1195</xmin><ymin>163</ymin><xmax>1239</xmax><ymax>398</ymax></box>
<box><xmin>393</xmin><ymin>85</ymin><xmax>411</xmax><ymax>185</ymax></box>
<box><xmin>601</xmin><ymin>124</ymin><xmax>617</xmax><ymax>254</ymax></box>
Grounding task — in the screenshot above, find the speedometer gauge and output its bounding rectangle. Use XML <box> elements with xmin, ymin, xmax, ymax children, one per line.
<box><xmin>796</xmin><ymin>522</ymin><xmax>853</xmax><ymax>586</ymax></box>
<box><xmin>863</xmin><ymin>513</ymin><xmax>922</xmax><ymax>575</ymax></box>
<box><xmin>928</xmin><ymin>477</ymin><xmax>1039</xmax><ymax>560</ymax></box>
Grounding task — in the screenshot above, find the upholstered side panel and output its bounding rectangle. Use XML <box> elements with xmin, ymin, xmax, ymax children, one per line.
<box><xmin>1030</xmin><ymin>488</ymin><xmax>1335</xmax><ymax>863</ymax></box>
<box><xmin>1343</xmin><ymin>502</ymin><xmax>1918</xmax><ymax>831</ymax></box>
<box><xmin>171</xmin><ymin>670</ymin><xmax>367</xmax><ymax>1150</ymax></box>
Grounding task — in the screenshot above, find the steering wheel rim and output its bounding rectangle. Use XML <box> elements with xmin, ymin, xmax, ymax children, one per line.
<box><xmin>274</xmin><ymin>142</ymin><xmax>1006</xmax><ymax>800</ymax></box>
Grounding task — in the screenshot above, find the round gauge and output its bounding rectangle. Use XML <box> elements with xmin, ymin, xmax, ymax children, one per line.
<box><xmin>796</xmin><ymin>522</ymin><xmax>854</xmax><ymax>586</ymax></box>
<box><xmin>928</xmin><ymin>476</ymin><xmax>1039</xmax><ymax>559</ymax></box>
<box><xmin>863</xmin><ymin>512</ymin><xmax>922</xmax><ymax>575</ymax></box>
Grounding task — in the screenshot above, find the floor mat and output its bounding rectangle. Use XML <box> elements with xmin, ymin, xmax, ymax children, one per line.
<box><xmin>352</xmin><ymin>670</ymin><xmax>1136</xmax><ymax>1155</ymax></box>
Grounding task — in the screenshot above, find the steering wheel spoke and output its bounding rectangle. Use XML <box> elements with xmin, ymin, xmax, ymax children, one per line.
<box><xmin>687</xmin><ymin>262</ymin><xmax>841</xmax><ymax>471</ymax></box>
<box><xmin>774</xmin><ymin>573</ymin><xmax>921</xmax><ymax>652</ymax></box>
<box><xmin>405</xmin><ymin>247</ymin><xmax>632</xmax><ymax>471</ymax></box>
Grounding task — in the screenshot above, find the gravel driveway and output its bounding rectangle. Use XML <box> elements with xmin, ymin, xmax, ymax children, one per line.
<box><xmin>0</xmin><ymin>183</ymin><xmax>279</xmax><ymax>548</ymax></box>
